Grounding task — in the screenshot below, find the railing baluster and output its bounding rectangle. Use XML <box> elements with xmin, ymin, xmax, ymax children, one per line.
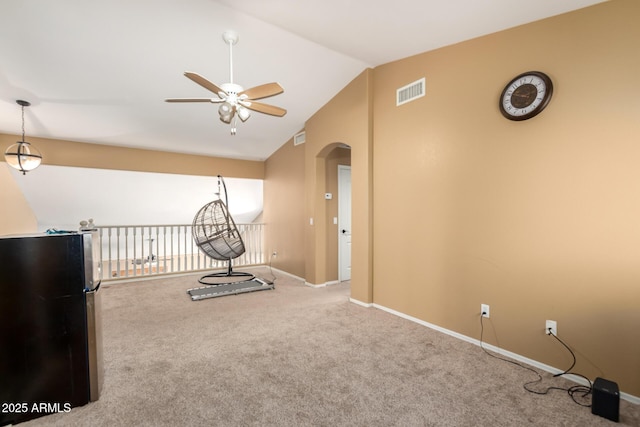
<box><xmin>194</xmin><ymin>225</ymin><xmax>200</xmax><ymax>271</ymax></box>
<box><xmin>252</xmin><ymin>224</ymin><xmax>258</xmax><ymax>264</ymax></box>
<box><xmin>117</xmin><ymin>227</ymin><xmax>122</xmax><ymax>278</ymax></box>
<box><xmin>162</xmin><ymin>226</ymin><xmax>167</xmax><ymax>274</ymax></box>
<box><xmin>114</xmin><ymin>227</ymin><xmax>119</xmax><ymax>278</ymax></box>
<box><xmin>124</xmin><ymin>227</ymin><xmax>129</xmax><ymax>277</ymax></box>
<box><xmin>142</xmin><ymin>227</ymin><xmax>146</xmax><ymax>276</ymax></box>
<box><xmin>170</xmin><ymin>226</ymin><xmax>174</xmax><ymax>273</ymax></box>
<box><xmin>155</xmin><ymin>226</ymin><xmax>160</xmax><ymax>275</ymax></box>
<box><xmin>188</xmin><ymin>224</ymin><xmax>193</xmax><ymax>271</ymax></box>
<box><xmin>258</xmin><ymin>223</ymin><xmax>264</xmax><ymax>264</ymax></box>
<box><xmin>248</xmin><ymin>225</ymin><xmax>254</xmax><ymax>264</ymax></box>
<box><xmin>133</xmin><ymin>227</ymin><xmax>139</xmax><ymax>277</ymax></box>
<box><xmin>176</xmin><ymin>225</ymin><xmax>180</xmax><ymax>272</ymax></box>
<box><xmin>253</xmin><ymin>224</ymin><xmax>258</xmax><ymax>264</ymax></box>
<box><xmin>184</xmin><ymin>225</ymin><xmax>188</xmax><ymax>272</ymax></box>
<box><xmin>105</xmin><ymin>227</ymin><xmax>111</xmax><ymax>281</ymax></box>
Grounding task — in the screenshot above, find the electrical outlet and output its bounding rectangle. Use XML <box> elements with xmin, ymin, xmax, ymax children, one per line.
<box><xmin>481</xmin><ymin>304</ymin><xmax>490</xmax><ymax>318</ymax></box>
<box><xmin>546</xmin><ymin>320</ymin><xmax>557</xmax><ymax>335</ymax></box>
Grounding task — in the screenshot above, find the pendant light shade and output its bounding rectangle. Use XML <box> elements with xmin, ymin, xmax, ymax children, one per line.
<box><xmin>4</xmin><ymin>100</ymin><xmax>42</xmax><ymax>175</ymax></box>
<box><xmin>4</xmin><ymin>141</ymin><xmax>42</xmax><ymax>174</ymax></box>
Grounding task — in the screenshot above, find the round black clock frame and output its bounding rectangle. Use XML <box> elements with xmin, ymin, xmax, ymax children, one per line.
<box><xmin>499</xmin><ymin>71</ymin><xmax>553</xmax><ymax>121</ymax></box>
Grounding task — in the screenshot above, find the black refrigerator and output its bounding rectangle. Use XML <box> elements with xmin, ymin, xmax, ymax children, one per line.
<box><xmin>0</xmin><ymin>232</ymin><xmax>103</xmax><ymax>426</ymax></box>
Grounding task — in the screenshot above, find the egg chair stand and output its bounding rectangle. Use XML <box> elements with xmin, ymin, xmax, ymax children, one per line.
<box><xmin>187</xmin><ymin>175</ymin><xmax>274</xmax><ymax>301</ymax></box>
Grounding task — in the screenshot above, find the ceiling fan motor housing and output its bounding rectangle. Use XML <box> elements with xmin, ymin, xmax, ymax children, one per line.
<box><xmin>220</xmin><ymin>83</ymin><xmax>243</xmax><ymax>95</ymax></box>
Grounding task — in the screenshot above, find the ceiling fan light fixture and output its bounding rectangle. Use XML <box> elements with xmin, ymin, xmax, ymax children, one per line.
<box><xmin>218</xmin><ymin>102</ymin><xmax>233</xmax><ymax>123</ymax></box>
<box><xmin>4</xmin><ymin>100</ymin><xmax>42</xmax><ymax>175</ymax></box>
<box><xmin>237</xmin><ymin>106</ymin><xmax>250</xmax><ymax>122</ymax></box>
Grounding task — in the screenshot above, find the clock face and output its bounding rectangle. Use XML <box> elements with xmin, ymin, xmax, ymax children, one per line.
<box><xmin>499</xmin><ymin>71</ymin><xmax>553</xmax><ymax>121</ymax></box>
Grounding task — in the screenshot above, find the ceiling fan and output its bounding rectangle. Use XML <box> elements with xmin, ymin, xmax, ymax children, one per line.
<box><xmin>165</xmin><ymin>30</ymin><xmax>286</xmax><ymax>135</ymax></box>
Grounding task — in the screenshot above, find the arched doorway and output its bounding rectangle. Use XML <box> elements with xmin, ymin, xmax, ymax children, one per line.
<box><xmin>319</xmin><ymin>143</ymin><xmax>351</xmax><ymax>283</ymax></box>
<box><xmin>306</xmin><ymin>135</ymin><xmax>372</xmax><ymax>304</ymax></box>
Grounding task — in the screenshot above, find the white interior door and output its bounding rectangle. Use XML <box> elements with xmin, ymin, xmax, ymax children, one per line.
<box><xmin>338</xmin><ymin>165</ymin><xmax>352</xmax><ymax>281</ymax></box>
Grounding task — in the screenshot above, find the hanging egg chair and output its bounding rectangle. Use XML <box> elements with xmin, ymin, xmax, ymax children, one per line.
<box><xmin>192</xmin><ymin>175</ymin><xmax>254</xmax><ymax>285</ymax></box>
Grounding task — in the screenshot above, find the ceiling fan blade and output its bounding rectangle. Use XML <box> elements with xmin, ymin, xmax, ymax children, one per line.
<box><xmin>242</xmin><ymin>100</ymin><xmax>287</xmax><ymax>117</ymax></box>
<box><xmin>184</xmin><ymin>72</ymin><xmax>227</xmax><ymax>97</ymax></box>
<box><xmin>165</xmin><ymin>98</ymin><xmax>220</xmax><ymax>103</ymax></box>
<box><xmin>239</xmin><ymin>83</ymin><xmax>284</xmax><ymax>100</ymax></box>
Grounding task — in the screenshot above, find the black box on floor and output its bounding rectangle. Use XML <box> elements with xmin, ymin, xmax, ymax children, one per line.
<box><xmin>592</xmin><ymin>377</ymin><xmax>619</xmax><ymax>422</ymax></box>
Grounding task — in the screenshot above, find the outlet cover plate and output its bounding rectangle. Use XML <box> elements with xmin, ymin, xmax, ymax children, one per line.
<box><xmin>481</xmin><ymin>304</ymin><xmax>490</xmax><ymax>318</ymax></box>
<box><xmin>546</xmin><ymin>320</ymin><xmax>557</xmax><ymax>335</ymax></box>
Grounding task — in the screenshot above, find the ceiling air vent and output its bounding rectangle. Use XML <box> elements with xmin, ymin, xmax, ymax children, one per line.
<box><xmin>294</xmin><ymin>131</ymin><xmax>306</xmax><ymax>146</ymax></box>
<box><xmin>396</xmin><ymin>77</ymin><xmax>425</xmax><ymax>106</ymax></box>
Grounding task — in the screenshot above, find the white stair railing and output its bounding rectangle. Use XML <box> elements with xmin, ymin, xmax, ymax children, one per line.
<box><xmin>95</xmin><ymin>223</ymin><xmax>264</xmax><ymax>281</ymax></box>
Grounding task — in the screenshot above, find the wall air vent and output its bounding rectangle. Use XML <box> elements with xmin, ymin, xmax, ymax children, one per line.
<box><xmin>294</xmin><ymin>131</ymin><xmax>306</xmax><ymax>146</ymax></box>
<box><xmin>396</xmin><ymin>77</ymin><xmax>425</xmax><ymax>106</ymax></box>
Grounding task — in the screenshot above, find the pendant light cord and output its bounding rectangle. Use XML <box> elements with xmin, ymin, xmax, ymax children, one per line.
<box><xmin>21</xmin><ymin>103</ymin><xmax>26</xmax><ymax>143</ymax></box>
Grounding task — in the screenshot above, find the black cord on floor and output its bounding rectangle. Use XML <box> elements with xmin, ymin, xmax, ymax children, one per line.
<box><xmin>479</xmin><ymin>316</ymin><xmax>592</xmax><ymax>407</ymax></box>
<box><xmin>547</xmin><ymin>330</ymin><xmax>593</xmax><ymax>406</ymax></box>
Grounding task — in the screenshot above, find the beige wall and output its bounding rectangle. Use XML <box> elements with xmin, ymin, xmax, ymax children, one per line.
<box><xmin>263</xmin><ymin>140</ymin><xmax>350</xmax><ymax>281</ymax></box>
<box><xmin>0</xmin><ymin>164</ymin><xmax>38</xmax><ymax>235</ymax></box>
<box><xmin>372</xmin><ymin>0</ymin><xmax>640</xmax><ymax>396</ymax></box>
<box><xmin>304</xmin><ymin>69</ymin><xmax>373</xmax><ymax>301</ymax></box>
<box><xmin>0</xmin><ymin>134</ymin><xmax>264</xmax><ymax>179</ymax></box>
<box><xmin>264</xmin><ymin>136</ymin><xmax>306</xmax><ymax>278</ymax></box>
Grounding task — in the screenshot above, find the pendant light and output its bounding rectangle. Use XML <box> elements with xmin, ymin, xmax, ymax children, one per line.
<box><xmin>4</xmin><ymin>100</ymin><xmax>42</xmax><ymax>175</ymax></box>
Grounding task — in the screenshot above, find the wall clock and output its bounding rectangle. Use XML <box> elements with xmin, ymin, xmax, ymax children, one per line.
<box><xmin>499</xmin><ymin>71</ymin><xmax>553</xmax><ymax>121</ymax></box>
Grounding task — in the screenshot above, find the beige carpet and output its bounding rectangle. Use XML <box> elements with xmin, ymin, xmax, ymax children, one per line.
<box><xmin>24</xmin><ymin>267</ymin><xmax>638</xmax><ymax>426</ymax></box>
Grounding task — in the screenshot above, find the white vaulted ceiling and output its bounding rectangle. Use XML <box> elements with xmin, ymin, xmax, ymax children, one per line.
<box><xmin>0</xmin><ymin>0</ymin><xmax>606</xmax><ymax>229</ymax></box>
<box><xmin>0</xmin><ymin>0</ymin><xmax>605</xmax><ymax>160</ymax></box>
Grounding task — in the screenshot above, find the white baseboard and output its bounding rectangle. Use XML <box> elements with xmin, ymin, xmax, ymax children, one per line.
<box><xmin>269</xmin><ymin>267</ymin><xmax>305</xmax><ymax>282</ymax></box>
<box><xmin>349</xmin><ymin>298</ymin><xmax>373</xmax><ymax>308</ymax></box>
<box><xmin>304</xmin><ymin>280</ymin><xmax>341</xmax><ymax>288</ymax></box>
<box><xmin>351</xmin><ymin>301</ymin><xmax>639</xmax><ymax>405</ymax></box>
<box><xmin>305</xmin><ymin>281</ymin><xmax>327</xmax><ymax>288</ymax></box>
<box><xmin>268</xmin><ymin>267</ymin><xmax>344</xmax><ymax>289</ymax></box>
